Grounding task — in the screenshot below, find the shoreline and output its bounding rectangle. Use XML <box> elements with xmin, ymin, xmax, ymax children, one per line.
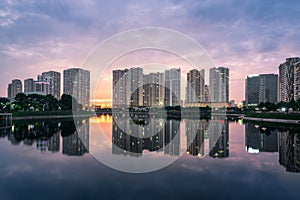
<box><xmin>7</xmin><ymin>111</ymin><xmax>300</xmax><ymax>124</ymax></box>
<box><xmin>242</xmin><ymin>116</ymin><xmax>300</xmax><ymax>124</ymax></box>
<box><xmin>12</xmin><ymin>114</ymin><xmax>95</xmax><ymax>120</ymax></box>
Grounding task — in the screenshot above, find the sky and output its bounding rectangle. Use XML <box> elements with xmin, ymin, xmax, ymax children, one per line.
<box><xmin>1</xmin><ymin>0</ymin><xmax>300</xmax><ymax>103</ymax></box>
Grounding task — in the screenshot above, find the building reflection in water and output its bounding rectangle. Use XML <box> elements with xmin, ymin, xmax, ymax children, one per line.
<box><xmin>245</xmin><ymin>123</ymin><xmax>300</xmax><ymax>173</ymax></box>
<box><xmin>209</xmin><ymin>118</ymin><xmax>229</xmax><ymax>158</ymax></box>
<box><xmin>185</xmin><ymin>118</ymin><xmax>229</xmax><ymax>158</ymax></box>
<box><xmin>1</xmin><ymin>116</ymin><xmax>300</xmax><ymax>173</ymax></box>
<box><xmin>278</xmin><ymin>130</ymin><xmax>300</xmax><ymax>173</ymax></box>
<box><xmin>48</xmin><ymin>132</ymin><xmax>60</xmax><ymax>153</ymax></box>
<box><xmin>62</xmin><ymin>119</ymin><xmax>89</xmax><ymax>156</ymax></box>
<box><xmin>0</xmin><ymin>119</ymin><xmax>89</xmax><ymax>156</ymax></box>
<box><xmin>112</xmin><ymin>114</ymin><xmax>180</xmax><ymax>157</ymax></box>
<box><xmin>112</xmin><ymin>114</ymin><xmax>230</xmax><ymax>158</ymax></box>
<box><xmin>185</xmin><ymin>119</ymin><xmax>207</xmax><ymax>157</ymax></box>
<box><xmin>245</xmin><ymin>123</ymin><xmax>278</xmax><ymax>153</ymax></box>
<box><xmin>164</xmin><ymin>119</ymin><xmax>180</xmax><ymax>156</ymax></box>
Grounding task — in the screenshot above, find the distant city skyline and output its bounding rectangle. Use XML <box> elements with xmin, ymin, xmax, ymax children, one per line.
<box><xmin>6</xmin><ymin>60</ymin><xmax>300</xmax><ymax>108</ymax></box>
<box><xmin>112</xmin><ymin>66</ymin><xmax>231</xmax><ymax>108</ymax></box>
<box><xmin>6</xmin><ymin>67</ymin><xmax>90</xmax><ymax>107</ymax></box>
<box><xmin>3</xmin><ymin>57</ymin><xmax>290</xmax><ymax>104</ymax></box>
<box><xmin>6</xmin><ymin>57</ymin><xmax>300</xmax><ymax>108</ymax></box>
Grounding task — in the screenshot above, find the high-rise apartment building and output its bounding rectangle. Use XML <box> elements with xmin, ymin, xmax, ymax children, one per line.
<box><xmin>113</xmin><ymin>67</ymin><xmax>181</xmax><ymax>108</ymax></box>
<box><xmin>204</xmin><ymin>84</ymin><xmax>210</xmax><ymax>102</ymax></box>
<box><xmin>63</xmin><ymin>68</ymin><xmax>90</xmax><ymax>107</ymax></box>
<box><xmin>143</xmin><ymin>72</ymin><xmax>164</xmax><ymax>107</ymax></box>
<box><xmin>38</xmin><ymin>71</ymin><xmax>61</xmax><ymax>99</ymax></box>
<box><xmin>258</xmin><ymin>74</ymin><xmax>278</xmax><ymax>103</ymax></box>
<box><xmin>185</xmin><ymin>69</ymin><xmax>205</xmax><ymax>104</ymax></box>
<box><xmin>165</xmin><ymin>68</ymin><xmax>181</xmax><ymax>107</ymax></box>
<box><xmin>7</xmin><ymin>85</ymin><xmax>11</xmax><ymax>99</ymax></box>
<box><xmin>24</xmin><ymin>78</ymin><xmax>51</xmax><ymax>96</ymax></box>
<box><xmin>112</xmin><ymin>69</ymin><xmax>130</xmax><ymax>108</ymax></box>
<box><xmin>7</xmin><ymin>79</ymin><xmax>22</xmax><ymax>99</ymax></box>
<box><xmin>245</xmin><ymin>74</ymin><xmax>278</xmax><ymax>105</ymax></box>
<box><xmin>245</xmin><ymin>75</ymin><xmax>259</xmax><ymax>105</ymax></box>
<box><xmin>112</xmin><ymin>67</ymin><xmax>143</xmax><ymax>108</ymax></box>
<box><xmin>129</xmin><ymin>67</ymin><xmax>143</xmax><ymax>107</ymax></box>
<box><xmin>293</xmin><ymin>61</ymin><xmax>300</xmax><ymax>100</ymax></box>
<box><xmin>279</xmin><ymin>57</ymin><xmax>300</xmax><ymax>102</ymax></box>
<box><xmin>24</xmin><ymin>78</ymin><xmax>35</xmax><ymax>93</ymax></box>
<box><xmin>34</xmin><ymin>80</ymin><xmax>50</xmax><ymax>95</ymax></box>
<box><xmin>209</xmin><ymin>67</ymin><xmax>229</xmax><ymax>103</ymax></box>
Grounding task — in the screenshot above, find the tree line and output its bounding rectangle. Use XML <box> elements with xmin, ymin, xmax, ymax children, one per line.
<box><xmin>241</xmin><ymin>100</ymin><xmax>300</xmax><ymax>112</ymax></box>
<box><xmin>0</xmin><ymin>93</ymin><xmax>83</xmax><ymax>112</ymax></box>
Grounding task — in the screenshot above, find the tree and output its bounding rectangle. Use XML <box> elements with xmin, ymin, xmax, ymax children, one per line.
<box><xmin>0</xmin><ymin>98</ymin><xmax>9</xmax><ymax>112</ymax></box>
<box><xmin>258</xmin><ymin>102</ymin><xmax>265</xmax><ymax>108</ymax></box>
<box><xmin>14</xmin><ymin>93</ymin><xmax>26</xmax><ymax>102</ymax></box>
<box><xmin>44</xmin><ymin>94</ymin><xmax>59</xmax><ymax>111</ymax></box>
<box><xmin>264</xmin><ymin>102</ymin><xmax>277</xmax><ymax>111</ymax></box>
<box><xmin>59</xmin><ymin>94</ymin><xmax>82</xmax><ymax>111</ymax></box>
<box><xmin>60</xmin><ymin>94</ymin><xmax>72</xmax><ymax>110</ymax></box>
<box><xmin>287</xmin><ymin>99</ymin><xmax>297</xmax><ymax>111</ymax></box>
<box><xmin>14</xmin><ymin>93</ymin><xmax>28</xmax><ymax>111</ymax></box>
<box><xmin>296</xmin><ymin>99</ymin><xmax>300</xmax><ymax>111</ymax></box>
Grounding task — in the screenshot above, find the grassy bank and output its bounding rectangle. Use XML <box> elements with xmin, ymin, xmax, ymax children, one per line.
<box><xmin>245</xmin><ymin>112</ymin><xmax>300</xmax><ymax>120</ymax></box>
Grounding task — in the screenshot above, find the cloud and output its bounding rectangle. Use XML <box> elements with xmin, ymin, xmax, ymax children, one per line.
<box><xmin>1</xmin><ymin>0</ymin><xmax>300</xmax><ymax>102</ymax></box>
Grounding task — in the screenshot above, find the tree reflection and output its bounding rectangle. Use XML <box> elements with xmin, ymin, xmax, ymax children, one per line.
<box><xmin>0</xmin><ymin>118</ymin><xmax>89</xmax><ymax>156</ymax></box>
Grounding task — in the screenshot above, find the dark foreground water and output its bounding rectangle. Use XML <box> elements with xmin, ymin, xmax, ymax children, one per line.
<box><xmin>0</xmin><ymin>115</ymin><xmax>299</xmax><ymax>200</ymax></box>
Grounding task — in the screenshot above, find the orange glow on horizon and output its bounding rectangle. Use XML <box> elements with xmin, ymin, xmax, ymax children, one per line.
<box><xmin>91</xmin><ymin>98</ymin><xmax>112</xmax><ymax>108</ymax></box>
<box><xmin>90</xmin><ymin>115</ymin><xmax>112</xmax><ymax>124</ymax></box>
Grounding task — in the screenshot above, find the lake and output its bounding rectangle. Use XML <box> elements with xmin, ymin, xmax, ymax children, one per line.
<box><xmin>0</xmin><ymin>114</ymin><xmax>299</xmax><ymax>200</ymax></box>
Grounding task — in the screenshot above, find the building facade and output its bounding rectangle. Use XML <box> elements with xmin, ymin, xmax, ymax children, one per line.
<box><xmin>112</xmin><ymin>67</ymin><xmax>143</xmax><ymax>108</ymax></box>
<box><xmin>258</xmin><ymin>74</ymin><xmax>278</xmax><ymax>103</ymax></box>
<box><xmin>7</xmin><ymin>79</ymin><xmax>22</xmax><ymax>99</ymax></box>
<box><xmin>112</xmin><ymin>69</ymin><xmax>130</xmax><ymax>108</ymax></box>
<box><xmin>39</xmin><ymin>71</ymin><xmax>61</xmax><ymax>99</ymax></box>
<box><xmin>165</xmin><ymin>68</ymin><xmax>181</xmax><ymax>107</ymax></box>
<box><xmin>209</xmin><ymin>67</ymin><xmax>229</xmax><ymax>103</ymax></box>
<box><xmin>185</xmin><ymin>69</ymin><xmax>205</xmax><ymax>104</ymax></box>
<box><xmin>245</xmin><ymin>75</ymin><xmax>259</xmax><ymax>105</ymax></box>
<box><xmin>279</xmin><ymin>57</ymin><xmax>300</xmax><ymax>102</ymax></box>
<box><xmin>112</xmin><ymin>67</ymin><xmax>181</xmax><ymax>108</ymax></box>
<box><xmin>63</xmin><ymin>68</ymin><xmax>90</xmax><ymax>107</ymax></box>
<box><xmin>143</xmin><ymin>72</ymin><xmax>164</xmax><ymax>107</ymax></box>
<box><xmin>245</xmin><ymin>74</ymin><xmax>278</xmax><ymax>105</ymax></box>
<box><xmin>24</xmin><ymin>78</ymin><xmax>35</xmax><ymax>93</ymax></box>
<box><xmin>34</xmin><ymin>81</ymin><xmax>50</xmax><ymax>95</ymax></box>
<box><xmin>129</xmin><ymin>67</ymin><xmax>143</xmax><ymax>107</ymax></box>
<box><xmin>293</xmin><ymin>61</ymin><xmax>300</xmax><ymax>100</ymax></box>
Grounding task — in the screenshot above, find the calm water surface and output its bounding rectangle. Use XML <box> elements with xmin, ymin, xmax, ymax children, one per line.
<box><xmin>0</xmin><ymin>115</ymin><xmax>299</xmax><ymax>200</ymax></box>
